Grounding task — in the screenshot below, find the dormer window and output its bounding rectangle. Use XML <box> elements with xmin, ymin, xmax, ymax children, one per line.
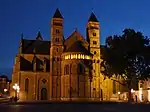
<box><xmin>93</xmin><ymin>33</ymin><xmax>96</xmax><ymax>36</ymax></box>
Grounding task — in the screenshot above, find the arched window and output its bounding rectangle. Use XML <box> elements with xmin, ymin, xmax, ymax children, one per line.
<box><xmin>77</xmin><ymin>63</ymin><xmax>84</xmax><ymax>74</ymax></box>
<box><xmin>64</xmin><ymin>65</ymin><xmax>69</xmax><ymax>75</ymax></box>
<box><xmin>25</xmin><ymin>78</ymin><xmax>29</xmax><ymax>93</ymax></box>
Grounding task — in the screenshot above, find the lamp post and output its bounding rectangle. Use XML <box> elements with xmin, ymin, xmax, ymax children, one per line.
<box><xmin>131</xmin><ymin>88</ymin><xmax>135</xmax><ymax>102</ymax></box>
<box><xmin>13</xmin><ymin>83</ymin><xmax>20</xmax><ymax>98</ymax></box>
<box><xmin>4</xmin><ymin>88</ymin><xmax>7</xmax><ymax>93</ymax></box>
<box><xmin>118</xmin><ymin>91</ymin><xmax>121</xmax><ymax>100</ymax></box>
<box><xmin>3</xmin><ymin>88</ymin><xmax>7</xmax><ymax>96</ymax></box>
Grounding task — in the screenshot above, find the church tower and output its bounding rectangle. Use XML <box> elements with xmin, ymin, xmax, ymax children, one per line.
<box><xmin>86</xmin><ymin>12</ymin><xmax>101</xmax><ymax>99</ymax></box>
<box><xmin>50</xmin><ymin>8</ymin><xmax>64</xmax><ymax>100</ymax></box>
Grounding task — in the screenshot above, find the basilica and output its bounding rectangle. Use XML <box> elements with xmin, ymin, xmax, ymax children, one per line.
<box><xmin>10</xmin><ymin>8</ymin><xmax>125</xmax><ymax>101</ymax></box>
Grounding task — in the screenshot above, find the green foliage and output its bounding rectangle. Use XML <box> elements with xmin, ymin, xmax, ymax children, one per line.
<box><xmin>101</xmin><ymin>29</ymin><xmax>150</xmax><ymax>86</ymax></box>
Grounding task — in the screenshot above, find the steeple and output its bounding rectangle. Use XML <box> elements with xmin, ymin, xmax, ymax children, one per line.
<box><xmin>53</xmin><ymin>8</ymin><xmax>63</xmax><ymax>19</ymax></box>
<box><xmin>88</xmin><ymin>12</ymin><xmax>98</xmax><ymax>22</ymax></box>
<box><xmin>36</xmin><ymin>30</ymin><xmax>43</xmax><ymax>40</ymax></box>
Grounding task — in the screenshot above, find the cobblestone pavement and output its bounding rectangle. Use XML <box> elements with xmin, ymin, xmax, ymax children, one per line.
<box><xmin>0</xmin><ymin>102</ymin><xmax>150</xmax><ymax>112</ymax></box>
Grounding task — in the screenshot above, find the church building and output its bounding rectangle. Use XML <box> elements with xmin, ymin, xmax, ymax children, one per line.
<box><xmin>10</xmin><ymin>8</ymin><xmax>124</xmax><ymax>101</ymax></box>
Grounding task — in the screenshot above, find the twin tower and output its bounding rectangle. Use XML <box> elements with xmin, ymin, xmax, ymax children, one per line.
<box><xmin>49</xmin><ymin>8</ymin><xmax>102</xmax><ymax>101</ymax></box>
<box><xmin>11</xmin><ymin>8</ymin><xmax>117</xmax><ymax>101</ymax></box>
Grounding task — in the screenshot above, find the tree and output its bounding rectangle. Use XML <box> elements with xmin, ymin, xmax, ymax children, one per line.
<box><xmin>101</xmin><ymin>29</ymin><xmax>150</xmax><ymax>102</ymax></box>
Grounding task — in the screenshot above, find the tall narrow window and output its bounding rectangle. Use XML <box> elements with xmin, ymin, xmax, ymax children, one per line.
<box><xmin>70</xmin><ymin>64</ymin><xmax>72</xmax><ymax>74</ymax></box>
<box><xmin>93</xmin><ymin>41</ymin><xmax>97</xmax><ymax>45</ymax></box>
<box><xmin>56</xmin><ymin>48</ymin><xmax>59</xmax><ymax>52</ymax></box>
<box><xmin>66</xmin><ymin>65</ymin><xmax>69</xmax><ymax>74</ymax></box>
<box><xmin>93</xmin><ymin>33</ymin><xmax>96</xmax><ymax>36</ymax></box>
<box><xmin>64</xmin><ymin>65</ymin><xmax>69</xmax><ymax>75</ymax></box>
<box><xmin>77</xmin><ymin>63</ymin><xmax>84</xmax><ymax>74</ymax></box>
<box><xmin>25</xmin><ymin>78</ymin><xmax>29</xmax><ymax>93</ymax></box>
<box><xmin>55</xmin><ymin>38</ymin><xmax>59</xmax><ymax>42</ymax></box>
<box><xmin>113</xmin><ymin>80</ymin><xmax>116</xmax><ymax>94</ymax></box>
<box><xmin>56</xmin><ymin>29</ymin><xmax>60</xmax><ymax>34</ymax></box>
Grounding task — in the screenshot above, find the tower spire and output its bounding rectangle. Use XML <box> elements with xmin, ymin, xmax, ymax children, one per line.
<box><xmin>36</xmin><ymin>29</ymin><xmax>43</xmax><ymax>40</ymax></box>
<box><xmin>53</xmin><ymin>8</ymin><xmax>63</xmax><ymax>19</ymax></box>
<box><xmin>88</xmin><ymin>12</ymin><xmax>98</xmax><ymax>22</ymax></box>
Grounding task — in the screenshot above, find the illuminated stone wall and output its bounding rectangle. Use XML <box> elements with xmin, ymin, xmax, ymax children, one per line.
<box><xmin>11</xmin><ymin>54</ymin><xmax>50</xmax><ymax>100</ymax></box>
<box><xmin>10</xmin><ymin>10</ymin><xmax>128</xmax><ymax>101</ymax></box>
<box><xmin>61</xmin><ymin>55</ymin><xmax>91</xmax><ymax>101</ymax></box>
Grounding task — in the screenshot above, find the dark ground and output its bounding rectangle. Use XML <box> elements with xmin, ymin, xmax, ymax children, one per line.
<box><xmin>0</xmin><ymin>102</ymin><xmax>150</xmax><ymax>112</ymax></box>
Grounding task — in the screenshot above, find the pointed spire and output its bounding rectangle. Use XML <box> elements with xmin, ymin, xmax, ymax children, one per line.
<box><xmin>88</xmin><ymin>12</ymin><xmax>98</xmax><ymax>22</ymax></box>
<box><xmin>37</xmin><ymin>31</ymin><xmax>41</xmax><ymax>37</ymax></box>
<box><xmin>53</xmin><ymin>8</ymin><xmax>63</xmax><ymax>19</ymax></box>
<box><xmin>36</xmin><ymin>29</ymin><xmax>43</xmax><ymax>40</ymax></box>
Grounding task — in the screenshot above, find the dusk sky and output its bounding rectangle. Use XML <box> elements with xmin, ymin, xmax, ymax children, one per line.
<box><xmin>0</xmin><ymin>0</ymin><xmax>150</xmax><ymax>78</ymax></box>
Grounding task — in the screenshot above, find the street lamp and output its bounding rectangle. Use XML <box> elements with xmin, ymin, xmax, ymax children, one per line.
<box><xmin>131</xmin><ymin>88</ymin><xmax>135</xmax><ymax>102</ymax></box>
<box><xmin>13</xmin><ymin>83</ymin><xmax>20</xmax><ymax>97</ymax></box>
<box><xmin>131</xmin><ymin>89</ymin><xmax>135</xmax><ymax>93</ymax></box>
<box><xmin>4</xmin><ymin>88</ymin><xmax>7</xmax><ymax>93</ymax></box>
<box><xmin>118</xmin><ymin>91</ymin><xmax>121</xmax><ymax>100</ymax></box>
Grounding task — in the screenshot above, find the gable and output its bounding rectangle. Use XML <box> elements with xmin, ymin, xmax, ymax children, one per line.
<box><xmin>65</xmin><ymin>41</ymin><xmax>91</xmax><ymax>55</ymax></box>
<box><xmin>64</xmin><ymin>30</ymin><xmax>89</xmax><ymax>50</ymax></box>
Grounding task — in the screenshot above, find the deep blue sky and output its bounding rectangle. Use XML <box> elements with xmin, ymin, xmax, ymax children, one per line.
<box><xmin>0</xmin><ymin>0</ymin><xmax>150</xmax><ymax>78</ymax></box>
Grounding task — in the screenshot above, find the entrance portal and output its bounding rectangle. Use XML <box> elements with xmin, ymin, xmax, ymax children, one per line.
<box><xmin>41</xmin><ymin>88</ymin><xmax>47</xmax><ymax>100</ymax></box>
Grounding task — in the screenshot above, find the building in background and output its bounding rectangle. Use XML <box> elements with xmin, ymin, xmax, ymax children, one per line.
<box><xmin>0</xmin><ymin>75</ymin><xmax>11</xmax><ymax>96</ymax></box>
<box><xmin>134</xmin><ymin>80</ymin><xmax>150</xmax><ymax>102</ymax></box>
<box><xmin>10</xmin><ymin>8</ymin><xmax>127</xmax><ymax>101</ymax></box>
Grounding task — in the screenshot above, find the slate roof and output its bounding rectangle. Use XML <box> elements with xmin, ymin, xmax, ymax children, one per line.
<box><xmin>64</xmin><ymin>29</ymin><xmax>89</xmax><ymax>53</ymax></box>
<box><xmin>0</xmin><ymin>75</ymin><xmax>9</xmax><ymax>82</ymax></box>
<box><xmin>53</xmin><ymin>8</ymin><xmax>63</xmax><ymax>19</ymax></box>
<box><xmin>65</xmin><ymin>41</ymin><xmax>91</xmax><ymax>55</ymax></box>
<box><xmin>21</xmin><ymin>39</ymin><xmax>50</xmax><ymax>55</ymax></box>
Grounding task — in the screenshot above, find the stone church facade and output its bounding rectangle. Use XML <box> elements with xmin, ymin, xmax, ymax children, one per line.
<box><xmin>10</xmin><ymin>8</ymin><xmax>126</xmax><ymax>101</ymax></box>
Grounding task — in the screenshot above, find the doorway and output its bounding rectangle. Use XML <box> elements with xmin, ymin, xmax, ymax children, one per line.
<box><xmin>41</xmin><ymin>88</ymin><xmax>47</xmax><ymax>100</ymax></box>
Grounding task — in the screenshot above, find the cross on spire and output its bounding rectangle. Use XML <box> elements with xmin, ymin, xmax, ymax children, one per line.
<box><xmin>74</xmin><ymin>28</ymin><xmax>78</xmax><ymax>32</ymax></box>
